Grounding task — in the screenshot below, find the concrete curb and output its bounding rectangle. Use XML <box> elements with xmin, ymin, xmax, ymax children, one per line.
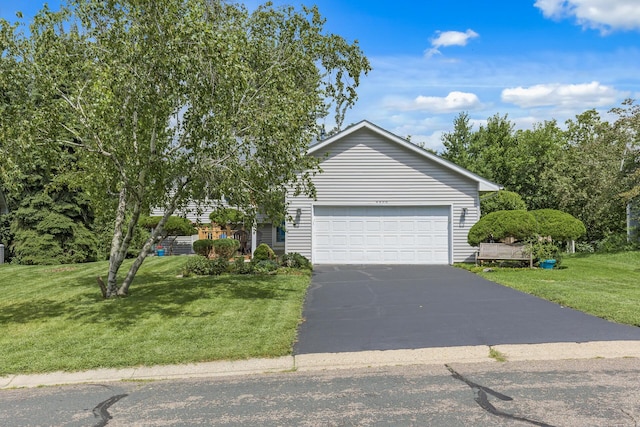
<box><xmin>2</xmin><ymin>341</ymin><xmax>639</xmax><ymax>389</ymax></box>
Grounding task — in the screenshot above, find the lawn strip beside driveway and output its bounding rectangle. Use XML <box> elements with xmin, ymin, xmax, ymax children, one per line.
<box><xmin>294</xmin><ymin>265</ymin><xmax>640</xmax><ymax>355</ymax></box>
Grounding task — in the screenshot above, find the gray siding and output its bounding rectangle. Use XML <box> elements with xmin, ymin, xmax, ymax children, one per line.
<box><xmin>286</xmin><ymin>128</ymin><xmax>479</xmax><ymax>263</ymax></box>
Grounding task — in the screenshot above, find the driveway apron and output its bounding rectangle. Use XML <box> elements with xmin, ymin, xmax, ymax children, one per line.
<box><xmin>294</xmin><ymin>265</ymin><xmax>640</xmax><ymax>354</ymax></box>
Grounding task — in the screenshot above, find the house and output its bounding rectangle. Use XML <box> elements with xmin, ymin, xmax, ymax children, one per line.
<box><xmin>283</xmin><ymin>121</ymin><xmax>501</xmax><ymax>264</ymax></box>
<box><xmin>160</xmin><ymin>121</ymin><xmax>501</xmax><ymax>262</ymax></box>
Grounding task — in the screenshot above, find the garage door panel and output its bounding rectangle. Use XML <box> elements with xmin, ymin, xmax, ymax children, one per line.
<box><xmin>314</xmin><ymin>206</ymin><xmax>450</xmax><ymax>265</ymax></box>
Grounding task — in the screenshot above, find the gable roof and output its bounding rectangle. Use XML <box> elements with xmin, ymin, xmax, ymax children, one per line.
<box><xmin>308</xmin><ymin>120</ymin><xmax>502</xmax><ymax>192</ymax></box>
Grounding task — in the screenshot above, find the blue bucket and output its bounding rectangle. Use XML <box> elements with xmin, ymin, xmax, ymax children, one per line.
<box><xmin>157</xmin><ymin>248</ymin><xmax>165</xmax><ymax>257</ymax></box>
<box><xmin>539</xmin><ymin>259</ymin><xmax>556</xmax><ymax>269</ymax></box>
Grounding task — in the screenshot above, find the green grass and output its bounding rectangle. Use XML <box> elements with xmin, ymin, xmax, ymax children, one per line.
<box><xmin>461</xmin><ymin>251</ymin><xmax>640</xmax><ymax>327</ymax></box>
<box><xmin>0</xmin><ymin>257</ymin><xmax>311</xmax><ymax>376</ymax></box>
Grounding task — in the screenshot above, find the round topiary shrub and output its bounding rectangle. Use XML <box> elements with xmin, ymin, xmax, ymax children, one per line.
<box><xmin>480</xmin><ymin>190</ymin><xmax>527</xmax><ymax>216</ymax></box>
<box><xmin>193</xmin><ymin>239</ymin><xmax>215</xmax><ymax>257</ymax></box>
<box><xmin>468</xmin><ymin>210</ymin><xmax>538</xmax><ymax>246</ymax></box>
<box><xmin>213</xmin><ymin>238</ymin><xmax>240</xmax><ymax>259</ymax></box>
<box><xmin>530</xmin><ymin>209</ymin><xmax>586</xmax><ymax>241</ymax></box>
<box><xmin>253</xmin><ymin>243</ymin><xmax>276</xmax><ymax>262</ymax></box>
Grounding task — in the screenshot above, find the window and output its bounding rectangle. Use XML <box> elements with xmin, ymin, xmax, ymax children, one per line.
<box><xmin>276</xmin><ymin>222</ymin><xmax>286</xmax><ymax>243</ymax></box>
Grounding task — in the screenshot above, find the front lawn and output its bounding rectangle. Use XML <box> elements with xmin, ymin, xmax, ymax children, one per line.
<box><xmin>0</xmin><ymin>257</ymin><xmax>311</xmax><ymax>376</ymax></box>
<box><xmin>462</xmin><ymin>251</ymin><xmax>640</xmax><ymax>327</ymax></box>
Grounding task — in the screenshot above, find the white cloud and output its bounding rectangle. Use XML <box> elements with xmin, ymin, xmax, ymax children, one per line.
<box><xmin>501</xmin><ymin>81</ymin><xmax>622</xmax><ymax>108</ymax></box>
<box><xmin>425</xmin><ymin>29</ymin><xmax>479</xmax><ymax>57</ymax></box>
<box><xmin>391</xmin><ymin>91</ymin><xmax>482</xmax><ymax>113</ymax></box>
<box><xmin>534</xmin><ymin>0</ymin><xmax>640</xmax><ymax>33</ymax></box>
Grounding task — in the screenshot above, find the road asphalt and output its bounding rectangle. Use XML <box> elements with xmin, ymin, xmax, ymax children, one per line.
<box><xmin>2</xmin><ymin>341</ymin><xmax>640</xmax><ymax>389</ymax></box>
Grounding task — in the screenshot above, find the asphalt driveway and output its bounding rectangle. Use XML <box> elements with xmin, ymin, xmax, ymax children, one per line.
<box><xmin>294</xmin><ymin>265</ymin><xmax>640</xmax><ymax>354</ymax></box>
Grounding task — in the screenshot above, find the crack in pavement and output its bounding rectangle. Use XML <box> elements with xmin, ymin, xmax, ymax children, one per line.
<box><xmin>621</xmin><ymin>408</ymin><xmax>638</xmax><ymax>427</ymax></box>
<box><xmin>445</xmin><ymin>364</ymin><xmax>555</xmax><ymax>427</ymax></box>
<box><xmin>92</xmin><ymin>394</ymin><xmax>128</xmax><ymax>427</ymax></box>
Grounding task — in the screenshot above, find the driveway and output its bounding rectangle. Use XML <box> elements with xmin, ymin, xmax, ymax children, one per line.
<box><xmin>294</xmin><ymin>265</ymin><xmax>640</xmax><ymax>354</ymax></box>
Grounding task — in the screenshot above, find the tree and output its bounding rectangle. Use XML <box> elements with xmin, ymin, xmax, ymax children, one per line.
<box><xmin>139</xmin><ymin>216</ymin><xmax>196</xmax><ymax>255</ymax></box>
<box><xmin>480</xmin><ymin>190</ymin><xmax>527</xmax><ymax>216</ymax></box>
<box><xmin>545</xmin><ymin>110</ymin><xmax>627</xmax><ymax>241</ymax></box>
<box><xmin>441</xmin><ymin>112</ymin><xmax>474</xmax><ymax>169</ymax></box>
<box><xmin>1</xmin><ymin>0</ymin><xmax>370</xmax><ymax>296</ymax></box>
<box><xmin>467</xmin><ymin>210</ymin><xmax>538</xmax><ymax>246</ymax></box>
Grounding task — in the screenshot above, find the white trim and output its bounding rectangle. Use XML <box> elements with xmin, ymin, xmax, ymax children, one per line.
<box><xmin>310</xmin><ymin>121</ymin><xmax>502</xmax><ymax>192</ymax></box>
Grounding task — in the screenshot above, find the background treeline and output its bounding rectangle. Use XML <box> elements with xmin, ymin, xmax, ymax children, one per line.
<box><xmin>440</xmin><ymin>100</ymin><xmax>640</xmax><ymax>248</ymax></box>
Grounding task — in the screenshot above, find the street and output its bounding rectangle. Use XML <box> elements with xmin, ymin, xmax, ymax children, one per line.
<box><xmin>1</xmin><ymin>358</ymin><xmax>639</xmax><ymax>426</ymax></box>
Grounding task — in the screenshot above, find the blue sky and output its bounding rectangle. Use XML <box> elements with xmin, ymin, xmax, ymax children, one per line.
<box><xmin>3</xmin><ymin>0</ymin><xmax>640</xmax><ymax>151</ymax></box>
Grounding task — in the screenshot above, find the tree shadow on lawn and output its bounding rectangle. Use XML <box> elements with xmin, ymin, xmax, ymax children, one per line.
<box><xmin>1</xmin><ymin>273</ymin><xmax>288</xmax><ymax>327</ymax></box>
<box><xmin>62</xmin><ymin>273</ymin><xmax>287</xmax><ymax>328</ymax></box>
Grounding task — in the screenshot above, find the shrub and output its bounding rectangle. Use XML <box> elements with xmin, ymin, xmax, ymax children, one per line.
<box><xmin>575</xmin><ymin>242</ymin><xmax>595</xmax><ymax>253</ymax></box>
<box><xmin>193</xmin><ymin>239</ymin><xmax>215</xmax><ymax>257</ymax></box>
<box><xmin>468</xmin><ymin>210</ymin><xmax>538</xmax><ymax>246</ymax></box>
<box><xmin>182</xmin><ymin>255</ymin><xmax>213</xmax><ymax>276</ymax></box>
<box><xmin>280</xmin><ymin>252</ymin><xmax>312</xmax><ymax>270</ymax></box>
<box><xmin>530</xmin><ymin>209</ymin><xmax>586</xmax><ymax>241</ymax></box>
<box><xmin>232</xmin><ymin>256</ymin><xmax>255</xmax><ymax>274</ymax></box>
<box><xmin>254</xmin><ymin>259</ymin><xmax>279</xmax><ymax>274</ymax></box>
<box><xmin>596</xmin><ymin>232</ymin><xmax>639</xmax><ymax>253</ymax></box>
<box><xmin>213</xmin><ymin>238</ymin><xmax>240</xmax><ymax>259</ymax></box>
<box><xmin>480</xmin><ymin>190</ymin><xmax>527</xmax><ymax>217</ymax></box>
<box><xmin>525</xmin><ymin>239</ymin><xmax>563</xmax><ymax>266</ymax></box>
<box><xmin>253</xmin><ymin>243</ymin><xmax>276</xmax><ymax>261</ymax></box>
<box><xmin>209</xmin><ymin>257</ymin><xmax>230</xmax><ymax>275</ymax></box>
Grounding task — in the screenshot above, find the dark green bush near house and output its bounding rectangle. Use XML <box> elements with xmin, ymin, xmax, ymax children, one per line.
<box><xmin>480</xmin><ymin>190</ymin><xmax>527</xmax><ymax>217</ymax></box>
<box><xmin>254</xmin><ymin>259</ymin><xmax>279</xmax><ymax>274</ymax></box>
<box><xmin>468</xmin><ymin>210</ymin><xmax>538</xmax><ymax>246</ymax></box>
<box><xmin>253</xmin><ymin>243</ymin><xmax>276</xmax><ymax>261</ymax></box>
<box><xmin>530</xmin><ymin>209</ymin><xmax>586</xmax><ymax>241</ymax></box>
<box><xmin>182</xmin><ymin>255</ymin><xmax>213</xmax><ymax>276</ymax></box>
<box><xmin>193</xmin><ymin>239</ymin><xmax>215</xmax><ymax>257</ymax></box>
<box><xmin>280</xmin><ymin>252</ymin><xmax>312</xmax><ymax>270</ymax></box>
<box><xmin>213</xmin><ymin>238</ymin><xmax>240</xmax><ymax>259</ymax></box>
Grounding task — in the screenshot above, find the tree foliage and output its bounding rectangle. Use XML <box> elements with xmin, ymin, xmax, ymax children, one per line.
<box><xmin>1</xmin><ymin>0</ymin><xmax>370</xmax><ymax>296</ymax></box>
<box><xmin>480</xmin><ymin>190</ymin><xmax>527</xmax><ymax>216</ymax></box>
<box><xmin>467</xmin><ymin>210</ymin><xmax>538</xmax><ymax>246</ymax></box>
<box><xmin>530</xmin><ymin>209</ymin><xmax>586</xmax><ymax>241</ymax></box>
<box><xmin>443</xmin><ymin>104</ymin><xmax>638</xmax><ymax>243</ymax></box>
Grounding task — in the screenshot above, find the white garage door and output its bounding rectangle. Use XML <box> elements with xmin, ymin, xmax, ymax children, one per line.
<box><xmin>313</xmin><ymin>206</ymin><xmax>450</xmax><ymax>264</ymax></box>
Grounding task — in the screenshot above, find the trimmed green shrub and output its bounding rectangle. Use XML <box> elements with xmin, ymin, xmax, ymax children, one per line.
<box><xmin>468</xmin><ymin>210</ymin><xmax>538</xmax><ymax>246</ymax></box>
<box><xmin>253</xmin><ymin>243</ymin><xmax>276</xmax><ymax>261</ymax></box>
<box><xmin>480</xmin><ymin>190</ymin><xmax>527</xmax><ymax>217</ymax></box>
<box><xmin>182</xmin><ymin>255</ymin><xmax>213</xmax><ymax>276</ymax></box>
<box><xmin>193</xmin><ymin>239</ymin><xmax>215</xmax><ymax>257</ymax></box>
<box><xmin>530</xmin><ymin>209</ymin><xmax>586</xmax><ymax>241</ymax></box>
<box><xmin>213</xmin><ymin>238</ymin><xmax>240</xmax><ymax>259</ymax></box>
<box><xmin>254</xmin><ymin>259</ymin><xmax>279</xmax><ymax>274</ymax></box>
<box><xmin>280</xmin><ymin>252</ymin><xmax>312</xmax><ymax>270</ymax></box>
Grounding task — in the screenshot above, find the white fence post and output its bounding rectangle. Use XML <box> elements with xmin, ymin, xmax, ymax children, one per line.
<box><xmin>0</xmin><ymin>244</ymin><xmax>4</xmax><ymax>264</ymax></box>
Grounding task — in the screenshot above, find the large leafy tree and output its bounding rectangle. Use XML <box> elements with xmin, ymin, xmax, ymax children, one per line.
<box><xmin>1</xmin><ymin>0</ymin><xmax>370</xmax><ymax>296</ymax></box>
